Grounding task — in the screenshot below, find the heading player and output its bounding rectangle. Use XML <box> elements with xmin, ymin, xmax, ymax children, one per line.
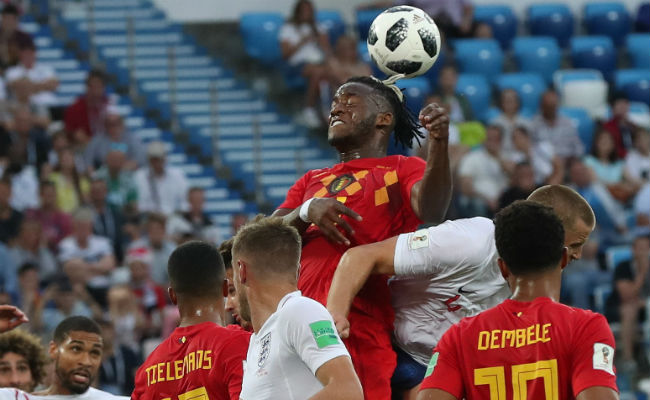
<box><xmin>417</xmin><ymin>201</ymin><xmax>619</xmax><ymax>400</ymax></box>
<box><xmin>232</xmin><ymin>217</ymin><xmax>362</xmax><ymax>400</ymax></box>
<box><xmin>274</xmin><ymin>75</ymin><xmax>452</xmax><ymax>399</ymax></box>
<box><xmin>132</xmin><ymin>241</ymin><xmax>250</xmax><ymax>400</ymax></box>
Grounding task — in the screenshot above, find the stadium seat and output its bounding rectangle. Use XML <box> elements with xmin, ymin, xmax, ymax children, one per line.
<box><xmin>453</xmin><ymin>39</ymin><xmax>504</xmax><ymax>81</ymax></box>
<box><xmin>605</xmin><ymin>245</ymin><xmax>632</xmax><ymax>270</ymax></box>
<box><xmin>357</xmin><ymin>40</ymin><xmax>385</xmax><ymax>78</ymax></box>
<box><xmin>495</xmin><ymin>73</ymin><xmax>547</xmax><ymax>116</ymax></box>
<box><xmin>473</xmin><ymin>5</ymin><xmax>517</xmax><ymax>49</ymax></box>
<box><xmin>561</xmin><ymin>79</ymin><xmax>609</xmax><ymax>119</ymax></box>
<box><xmin>356</xmin><ymin>8</ymin><xmax>384</xmax><ymax>42</ymax></box>
<box><xmin>422</xmin><ymin>47</ymin><xmax>446</xmax><ymax>90</ymax></box>
<box><xmin>584</xmin><ymin>2</ymin><xmax>631</xmax><ymax>46</ymax></box>
<box><xmin>512</xmin><ymin>36</ymin><xmax>561</xmax><ymax>84</ymax></box>
<box><xmin>559</xmin><ymin>107</ymin><xmax>595</xmax><ymax>152</ymax></box>
<box><xmin>527</xmin><ymin>4</ymin><xmax>574</xmax><ymax>47</ymax></box>
<box><xmin>570</xmin><ymin>36</ymin><xmax>616</xmax><ymax>80</ymax></box>
<box><xmin>553</xmin><ymin>69</ymin><xmax>604</xmax><ymax>91</ymax></box>
<box><xmin>615</xmin><ymin>69</ymin><xmax>650</xmax><ymax>105</ymax></box>
<box><xmin>239</xmin><ymin>12</ymin><xmax>284</xmax><ymax>65</ymax></box>
<box><xmin>396</xmin><ymin>77</ymin><xmax>432</xmax><ymax>116</ymax></box>
<box><xmin>317</xmin><ymin>10</ymin><xmax>345</xmax><ymax>45</ymax></box>
<box><xmin>637</xmin><ymin>2</ymin><xmax>650</xmax><ymax>31</ymax></box>
<box><xmin>626</xmin><ymin>34</ymin><xmax>650</xmax><ymax>69</ymax></box>
<box><xmin>455</xmin><ymin>74</ymin><xmax>491</xmax><ymax>121</ymax></box>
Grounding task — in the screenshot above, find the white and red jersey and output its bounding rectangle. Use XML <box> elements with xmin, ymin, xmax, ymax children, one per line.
<box><xmin>390</xmin><ymin>217</ymin><xmax>511</xmax><ymax>366</ymax></box>
<box><xmin>0</xmin><ymin>388</ymin><xmax>128</xmax><ymax>400</ymax></box>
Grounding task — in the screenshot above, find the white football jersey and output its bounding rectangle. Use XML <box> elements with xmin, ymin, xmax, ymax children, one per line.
<box><xmin>390</xmin><ymin>217</ymin><xmax>511</xmax><ymax>366</ymax></box>
<box><xmin>0</xmin><ymin>387</ymin><xmax>128</xmax><ymax>400</ymax></box>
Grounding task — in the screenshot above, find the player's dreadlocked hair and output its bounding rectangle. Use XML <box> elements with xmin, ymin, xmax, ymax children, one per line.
<box><xmin>345</xmin><ymin>76</ymin><xmax>424</xmax><ymax>148</ymax></box>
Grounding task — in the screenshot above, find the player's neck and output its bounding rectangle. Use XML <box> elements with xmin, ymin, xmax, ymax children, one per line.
<box><xmin>249</xmin><ymin>283</ymin><xmax>298</xmax><ymax>333</ymax></box>
<box><xmin>338</xmin><ymin>147</ymin><xmax>385</xmax><ymax>162</ymax></box>
<box><xmin>177</xmin><ymin>299</ymin><xmax>224</xmax><ymax>327</ymax></box>
<box><xmin>40</xmin><ymin>382</ymin><xmax>83</xmax><ymax>396</ymax></box>
<box><xmin>509</xmin><ymin>273</ymin><xmax>562</xmax><ymax>303</ymax></box>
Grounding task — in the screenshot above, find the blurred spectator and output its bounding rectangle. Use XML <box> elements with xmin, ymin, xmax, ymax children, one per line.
<box><xmin>24</xmin><ymin>180</ymin><xmax>72</xmax><ymax>252</ymax></box>
<box><xmin>46</xmin><ymin>130</ymin><xmax>89</xmax><ymax>176</ymax></box>
<box><xmin>561</xmin><ymin>238</ymin><xmax>610</xmax><ymax>310</ymax></box>
<box><xmin>122</xmin><ymin>213</ymin><xmax>142</xmax><ymax>248</ymax></box>
<box><xmin>5</xmin><ymin>36</ymin><xmax>58</xmax><ymax>108</ymax></box>
<box><xmin>48</xmin><ymin>147</ymin><xmax>89</xmax><ymax>213</ymax></box>
<box><xmin>64</xmin><ymin>69</ymin><xmax>112</xmax><ymax>145</ymax></box>
<box><xmin>279</xmin><ymin>0</ymin><xmax>332</xmax><ymax>128</ymax></box>
<box><xmin>603</xmin><ymin>95</ymin><xmax>634</xmax><ymax>158</ymax></box>
<box><xmin>1</xmin><ymin>76</ymin><xmax>50</xmax><ymax>130</ymax></box>
<box><xmin>89</xmin><ymin>178</ymin><xmax>124</xmax><ymax>263</ymax></box>
<box><xmin>605</xmin><ymin>233</ymin><xmax>649</xmax><ymax>371</ymax></box>
<box><xmin>498</xmin><ymin>162</ymin><xmax>537</xmax><ymax>210</ymax></box>
<box><xmin>5</xmin><ymin>106</ymin><xmax>49</xmax><ymax>173</ymax></box>
<box><xmin>8</xmin><ymin>218</ymin><xmax>57</xmax><ymax>281</ymax></box>
<box><xmin>0</xmin><ymin>4</ymin><xmax>31</xmax><ymax>70</ymax></box>
<box><xmin>167</xmin><ymin>187</ymin><xmax>219</xmax><ymax>244</ymax></box>
<box><xmin>230</xmin><ymin>212</ymin><xmax>249</xmax><ymax>234</ymax></box>
<box><xmin>395</xmin><ymin>0</ymin><xmax>474</xmax><ymax>39</ymax></box>
<box><xmin>438</xmin><ymin>65</ymin><xmax>473</xmax><ymax>122</ymax></box>
<box><xmin>491</xmin><ymin>89</ymin><xmax>530</xmax><ymax>153</ymax></box>
<box><xmin>125</xmin><ymin>247</ymin><xmax>165</xmax><ymax>339</ymax></box>
<box><xmin>134</xmin><ymin>141</ymin><xmax>188</xmax><ymax>215</ymax></box>
<box><xmin>1</xmin><ymin>149</ymin><xmax>38</xmax><ymax>211</ymax></box>
<box><xmin>0</xmin><ymin>175</ymin><xmax>22</xmax><ymax>243</ymax></box>
<box><xmin>635</xmin><ymin>183</ymin><xmax>650</xmax><ymax>229</ymax></box>
<box><xmin>0</xmin><ymin>328</ymin><xmax>48</xmax><ymax>392</ymax></box>
<box><xmin>458</xmin><ymin>125</ymin><xmax>512</xmax><ymax>216</ymax></box>
<box><xmin>508</xmin><ymin>125</ymin><xmax>562</xmax><ymax>185</ymax></box>
<box><xmin>58</xmin><ymin>207</ymin><xmax>116</xmax><ymax>306</ymax></box>
<box><xmin>473</xmin><ymin>21</ymin><xmax>493</xmax><ymax>38</ymax></box>
<box><xmin>107</xmin><ymin>285</ymin><xmax>145</xmax><ymax>353</ymax></box>
<box><xmin>625</xmin><ymin>127</ymin><xmax>650</xmax><ymax>185</ymax></box>
<box><xmin>531</xmin><ymin>89</ymin><xmax>584</xmax><ymax>160</ymax></box>
<box><xmin>93</xmin><ymin>149</ymin><xmax>138</xmax><ymax>214</ymax></box>
<box><xmin>128</xmin><ymin>213</ymin><xmax>175</xmax><ymax>286</ymax></box>
<box><xmin>97</xmin><ymin>319</ymin><xmax>141</xmax><ymax>396</ymax></box>
<box><xmin>84</xmin><ymin>110</ymin><xmax>145</xmax><ymax>170</ymax></box>
<box><xmin>326</xmin><ymin>35</ymin><xmax>371</xmax><ymax>89</ymax></box>
<box><xmin>14</xmin><ymin>262</ymin><xmax>40</xmax><ymax>320</ymax></box>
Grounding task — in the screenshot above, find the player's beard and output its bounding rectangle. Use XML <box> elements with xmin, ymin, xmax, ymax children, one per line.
<box><xmin>327</xmin><ymin>113</ymin><xmax>376</xmax><ymax>150</ymax></box>
<box><xmin>55</xmin><ymin>360</ymin><xmax>93</xmax><ymax>394</ymax></box>
<box><xmin>237</xmin><ymin>289</ymin><xmax>252</xmax><ymax>324</ymax></box>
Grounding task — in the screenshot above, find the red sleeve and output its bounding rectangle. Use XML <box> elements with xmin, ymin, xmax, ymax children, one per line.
<box><xmin>397</xmin><ymin>156</ymin><xmax>425</xmax><ymax>208</ymax></box>
<box><xmin>419</xmin><ymin>324</ymin><xmax>464</xmax><ymax>399</ymax></box>
<box><xmin>571</xmin><ymin>313</ymin><xmax>618</xmax><ymax>396</ymax></box>
<box><xmin>277</xmin><ymin>171</ymin><xmax>311</xmax><ymax>210</ymax></box>
<box><xmin>220</xmin><ymin>331</ymin><xmax>251</xmax><ymax>400</ymax></box>
<box><xmin>131</xmin><ymin>363</ymin><xmax>146</xmax><ymax>400</ymax></box>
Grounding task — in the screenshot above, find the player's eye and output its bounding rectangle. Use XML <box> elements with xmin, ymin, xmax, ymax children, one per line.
<box><xmin>17</xmin><ymin>366</ymin><xmax>29</xmax><ymax>372</ymax></box>
<box><xmin>70</xmin><ymin>346</ymin><xmax>81</xmax><ymax>352</ymax></box>
<box><xmin>0</xmin><ymin>367</ymin><xmax>10</xmax><ymax>374</ymax></box>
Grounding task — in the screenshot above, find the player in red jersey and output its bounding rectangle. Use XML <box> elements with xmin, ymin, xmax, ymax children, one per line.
<box><xmin>274</xmin><ymin>75</ymin><xmax>452</xmax><ymax>399</ymax></box>
<box><xmin>418</xmin><ymin>201</ymin><xmax>619</xmax><ymax>400</ymax></box>
<box><xmin>131</xmin><ymin>241</ymin><xmax>250</xmax><ymax>400</ymax></box>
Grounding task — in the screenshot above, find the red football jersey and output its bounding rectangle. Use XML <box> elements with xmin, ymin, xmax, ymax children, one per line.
<box><xmin>279</xmin><ymin>155</ymin><xmax>425</xmax><ymax>328</ymax></box>
<box><xmin>131</xmin><ymin>322</ymin><xmax>251</xmax><ymax>400</ymax></box>
<box><xmin>421</xmin><ymin>297</ymin><xmax>618</xmax><ymax>400</ymax></box>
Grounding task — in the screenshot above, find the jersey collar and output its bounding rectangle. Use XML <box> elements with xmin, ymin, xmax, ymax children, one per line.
<box><xmin>277</xmin><ymin>290</ymin><xmax>302</xmax><ymax>312</ymax></box>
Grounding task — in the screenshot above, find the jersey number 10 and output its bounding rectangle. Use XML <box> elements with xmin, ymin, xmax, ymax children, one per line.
<box><xmin>474</xmin><ymin>359</ymin><xmax>559</xmax><ymax>400</ymax></box>
<box><xmin>162</xmin><ymin>387</ymin><xmax>209</xmax><ymax>400</ymax></box>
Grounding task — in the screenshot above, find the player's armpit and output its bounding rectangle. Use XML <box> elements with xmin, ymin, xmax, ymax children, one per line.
<box><xmin>576</xmin><ymin>386</ymin><xmax>619</xmax><ymax>400</ymax></box>
<box><xmin>310</xmin><ymin>355</ymin><xmax>363</xmax><ymax>400</ymax></box>
<box><xmin>416</xmin><ymin>388</ymin><xmax>458</xmax><ymax>400</ymax></box>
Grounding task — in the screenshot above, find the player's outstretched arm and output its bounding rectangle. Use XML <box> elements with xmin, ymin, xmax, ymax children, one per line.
<box><xmin>309</xmin><ymin>356</ymin><xmax>363</xmax><ymax>400</ymax></box>
<box><xmin>417</xmin><ymin>388</ymin><xmax>458</xmax><ymax>400</ymax></box>
<box><xmin>327</xmin><ymin>237</ymin><xmax>397</xmax><ymax>338</ymax></box>
<box><xmin>576</xmin><ymin>387</ymin><xmax>619</xmax><ymax>400</ymax></box>
<box><xmin>0</xmin><ymin>305</ymin><xmax>29</xmax><ymax>333</ymax></box>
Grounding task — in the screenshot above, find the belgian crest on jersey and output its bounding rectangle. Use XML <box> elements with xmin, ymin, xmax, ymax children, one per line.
<box><xmin>328</xmin><ymin>174</ymin><xmax>355</xmax><ymax>195</ymax></box>
<box><xmin>258</xmin><ymin>332</ymin><xmax>272</xmax><ymax>368</ymax></box>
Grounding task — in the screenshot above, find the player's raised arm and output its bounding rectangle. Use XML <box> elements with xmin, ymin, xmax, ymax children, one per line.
<box><xmin>310</xmin><ymin>356</ymin><xmax>363</xmax><ymax>400</ymax></box>
<box><xmin>0</xmin><ymin>305</ymin><xmax>29</xmax><ymax>333</ymax></box>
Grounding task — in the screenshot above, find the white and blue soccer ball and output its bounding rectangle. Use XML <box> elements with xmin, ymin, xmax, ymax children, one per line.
<box><xmin>367</xmin><ymin>6</ymin><xmax>441</xmax><ymax>78</ymax></box>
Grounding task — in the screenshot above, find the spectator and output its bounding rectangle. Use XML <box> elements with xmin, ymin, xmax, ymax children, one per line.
<box><xmin>603</xmin><ymin>95</ymin><xmax>634</xmax><ymax>158</ymax></box>
<box><xmin>125</xmin><ymin>247</ymin><xmax>166</xmax><ymax>339</ymax></box>
<box><xmin>46</xmin><ymin>130</ymin><xmax>89</xmax><ymax>176</ymax></box>
<box><xmin>0</xmin><ymin>242</ymin><xmax>16</xmax><ymax>299</ymax></box>
<box><xmin>0</xmin><ymin>175</ymin><xmax>22</xmax><ymax>244</ymax></box>
<box><xmin>508</xmin><ymin>125</ymin><xmax>562</xmax><ymax>185</ymax></box>
<box><xmin>106</xmin><ymin>285</ymin><xmax>145</xmax><ymax>353</ymax></box>
<box><xmin>531</xmin><ymin>89</ymin><xmax>584</xmax><ymax>160</ymax></box>
<box><xmin>58</xmin><ymin>207</ymin><xmax>116</xmax><ymax>306</ymax></box>
<box><xmin>7</xmin><ymin>218</ymin><xmax>57</xmax><ymax>281</ymax></box>
<box><xmin>89</xmin><ymin>178</ymin><xmax>124</xmax><ymax>263</ymax></box>
<box><xmin>458</xmin><ymin>125</ymin><xmax>512</xmax><ymax>216</ymax></box>
<box><xmin>5</xmin><ymin>36</ymin><xmax>58</xmax><ymax>108</ymax></box>
<box><xmin>473</xmin><ymin>21</ymin><xmax>493</xmax><ymax>38</ymax></box>
<box><xmin>605</xmin><ymin>233</ymin><xmax>649</xmax><ymax>372</ymax></box>
<box><xmin>230</xmin><ymin>213</ymin><xmax>249</xmax><ymax>234</ymax></box>
<box><xmin>128</xmin><ymin>213</ymin><xmax>175</xmax><ymax>286</ymax></box>
<box><xmin>561</xmin><ymin>238</ymin><xmax>610</xmax><ymax>310</ymax></box>
<box><xmin>48</xmin><ymin>147</ymin><xmax>89</xmax><ymax>213</ymax></box>
<box><xmin>279</xmin><ymin>0</ymin><xmax>332</xmax><ymax>128</ymax></box>
<box><xmin>438</xmin><ymin>64</ymin><xmax>473</xmax><ymax>122</ymax></box>
<box><xmin>64</xmin><ymin>69</ymin><xmax>112</xmax><ymax>145</ymax></box>
<box><xmin>133</xmin><ymin>141</ymin><xmax>188</xmax><ymax>215</ymax></box>
<box><xmin>625</xmin><ymin>127</ymin><xmax>650</xmax><ymax>185</ymax></box>
<box><xmin>97</xmin><ymin>319</ymin><xmax>141</xmax><ymax>396</ymax></box>
<box><xmin>13</xmin><ymin>262</ymin><xmax>41</xmax><ymax>321</ymax></box>
<box><xmin>24</xmin><ymin>180</ymin><xmax>72</xmax><ymax>252</ymax></box>
<box><xmin>167</xmin><ymin>187</ymin><xmax>219</xmax><ymax>244</ymax></box>
<box><xmin>635</xmin><ymin>183</ymin><xmax>650</xmax><ymax>229</ymax></box>
<box><xmin>0</xmin><ymin>328</ymin><xmax>47</xmax><ymax>392</ymax></box>
<box><xmin>491</xmin><ymin>88</ymin><xmax>530</xmax><ymax>153</ymax></box>
<box><xmin>93</xmin><ymin>149</ymin><xmax>138</xmax><ymax>214</ymax></box>
<box><xmin>498</xmin><ymin>161</ymin><xmax>537</xmax><ymax>210</ymax></box>
<box><xmin>1</xmin><ymin>75</ymin><xmax>50</xmax><ymax>130</ymax></box>
<box><xmin>0</xmin><ymin>150</ymin><xmax>38</xmax><ymax>211</ymax></box>
<box><xmin>5</xmin><ymin>105</ymin><xmax>49</xmax><ymax>173</ymax></box>
<box><xmin>326</xmin><ymin>35</ymin><xmax>372</xmax><ymax>89</ymax></box>
<box><xmin>122</xmin><ymin>213</ymin><xmax>142</xmax><ymax>248</ymax></box>
<box><xmin>84</xmin><ymin>110</ymin><xmax>146</xmax><ymax>170</ymax></box>
<box><xmin>0</xmin><ymin>4</ymin><xmax>31</xmax><ymax>70</ymax></box>
<box><xmin>395</xmin><ymin>0</ymin><xmax>474</xmax><ymax>39</ymax></box>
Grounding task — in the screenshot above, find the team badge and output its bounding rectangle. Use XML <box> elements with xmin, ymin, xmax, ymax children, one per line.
<box><xmin>258</xmin><ymin>332</ymin><xmax>272</xmax><ymax>368</ymax></box>
<box><xmin>592</xmin><ymin>343</ymin><xmax>615</xmax><ymax>375</ymax></box>
<box><xmin>408</xmin><ymin>229</ymin><xmax>430</xmax><ymax>250</ymax></box>
<box><xmin>328</xmin><ymin>174</ymin><xmax>355</xmax><ymax>195</ymax></box>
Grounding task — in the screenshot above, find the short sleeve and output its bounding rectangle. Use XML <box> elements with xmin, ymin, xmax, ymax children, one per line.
<box><xmin>220</xmin><ymin>332</ymin><xmax>251</xmax><ymax>400</ymax></box>
<box><xmin>283</xmin><ymin>297</ymin><xmax>350</xmax><ymax>376</ymax></box>
<box><xmin>571</xmin><ymin>313</ymin><xmax>618</xmax><ymax>396</ymax></box>
<box><xmin>278</xmin><ymin>171</ymin><xmax>310</xmax><ymax>210</ymax></box>
<box><xmin>394</xmin><ymin>217</ymin><xmax>495</xmax><ymax>277</ymax></box>
<box><xmin>397</xmin><ymin>156</ymin><xmax>425</xmax><ymax>206</ymax></box>
<box><xmin>419</xmin><ymin>325</ymin><xmax>464</xmax><ymax>398</ymax></box>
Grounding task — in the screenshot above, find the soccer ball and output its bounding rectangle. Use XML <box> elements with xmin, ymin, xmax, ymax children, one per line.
<box><xmin>367</xmin><ymin>6</ymin><xmax>441</xmax><ymax>78</ymax></box>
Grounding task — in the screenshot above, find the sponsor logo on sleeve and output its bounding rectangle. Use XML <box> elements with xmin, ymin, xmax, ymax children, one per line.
<box><xmin>424</xmin><ymin>352</ymin><xmax>439</xmax><ymax>377</ymax></box>
<box><xmin>593</xmin><ymin>343</ymin><xmax>615</xmax><ymax>375</ymax></box>
<box><xmin>309</xmin><ymin>320</ymin><xmax>340</xmax><ymax>349</ymax></box>
<box><xmin>408</xmin><ymin>229</ymin><xmax>430</xmax><ymax>250</ymax></box>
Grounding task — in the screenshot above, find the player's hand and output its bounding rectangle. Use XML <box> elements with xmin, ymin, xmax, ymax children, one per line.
<box><xmin>0</xmin><ymin>305</ymin><xmax>29</xmax><ymax>333</ymax></box>
<box><xmin>419</xmin><ymin>103</ymin><xmax>449</xmax><ymax>141</ymax></box>
<box><xmin>307</xmin><ymin>198</ymin><xmax>362</xmax><ymax>246</ymax></box>
<box><xmin>329</xmin><ymin>310</ymin><xmax>351</xmax><ymax>339</ymax></box>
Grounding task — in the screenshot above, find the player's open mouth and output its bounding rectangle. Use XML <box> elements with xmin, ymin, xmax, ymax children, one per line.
<box><xmin>71</xmin><ymin>370</ymin><xmax>90</xmax><ymax>384</ymax></box>
<box><xmin>330</xmin><ymin>120</ymin><xmax>344</xmax><ymax>127</ymax></box>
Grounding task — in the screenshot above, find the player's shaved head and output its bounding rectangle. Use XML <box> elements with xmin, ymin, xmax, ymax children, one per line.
<box><xmin>168</xmin><ymin>241</ymin><xmax>224</xmax><ymax>298</ymax></box>
<box><xmin>528</xmin><ymin>185</ymin><xmax>595</xmax><ymax>230</ymax></box>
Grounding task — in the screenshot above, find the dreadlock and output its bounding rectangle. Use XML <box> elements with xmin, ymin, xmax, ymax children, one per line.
<box><xmin>345</xmin><ymin>76</ymin><xmax>424</xmax><ymax>148</ymax></box>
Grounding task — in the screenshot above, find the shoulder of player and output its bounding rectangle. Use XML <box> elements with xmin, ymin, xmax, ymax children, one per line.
<box><xmin>276</xmin><ymin>295</ymin><xmax>329</xmax><ymax>325</ymax></box>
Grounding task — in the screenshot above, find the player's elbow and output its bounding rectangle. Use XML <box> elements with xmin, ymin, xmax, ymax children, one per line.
<box><xmin>325</xmin><ymin>378</ymin><xmax>364</xmax><ymax>400</ymax></box>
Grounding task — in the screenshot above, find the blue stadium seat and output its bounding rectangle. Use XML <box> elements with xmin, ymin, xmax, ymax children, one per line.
<box><xmin>473</xmin><ymin>5</ymin><xmax>517</xmax><ymax>49</ymax></box>
<box><xmin>606</xmin><ymin>245</ymin><xmax>632</xmax><ymax>270</ymax></box>
<box><xmin>559</xmin><ymin>107</ymin><xmax>595</xmax><ymax>152</ymax></box>
<box><xmin>240</xmin><ymin>12</ymin><xmax>284</xmax><ymax>65</ymax></box>
<box><xmin>626</xmin><ymin>34</ymin><xmax>650</xmax><ymax>69</ymax></box>
<box><xmin>453</xmin><ymin>39</ymin><xmax>503</xmax><ymax>81</ymax></box>
<box><xmin>615</xmin><ymin>69</ymin><xmax>650</xmax><ymax>105</ymax></box>
<box><xmin>637</xmin><ymin>2</ymin><xmax>650</xmax><ymax>31</ymax></box>
<box><xmin>495</xmin><ymin>73</ymin><xmax>547</xmax><ymax>116</ymax></box>
<box><xmin>584</xmin><ymin>2</ymin><xmax>631</xmax><ymax>46</ymax></box>
<box><xmin>317</xmin><ymin>10</ymin><xmax>345</xmax><ymax>45</ymax></box>
<box><xmin>422</xmin><ymin>48</ymin><xmax>446</xmax><ymax>90</ymax></box>
<box><xmin>553</xmin><ymin>69</ymin><xmax>604</xmax><ymax>90</ymax></box>
<box><xmin>570</xmin><ymin>36</ymin><xmax>616</xmax><ymax>80</ymax></box>
<box><xmin>527</xmin><ymin>4</ymin><xmax>574</xmax><ymax>47</ymax></box>
<box><xmin>512</xmin><ymin>36</ymin><xmax>561</xmax><ymax>84</ymax></box>
<box><xmin>456</xmin><ymin>74</ymin><xmax>491</xmax><ymax>121</ymax></box>
<box><xmin>396</xmin><ymin>77</ymin><xmax>432</xmax><ymax>116</ymax></box>
<box><xmin>356</xmin><ymin>9</ymin><xmax>384</xmax><ymax>42</ymax></box>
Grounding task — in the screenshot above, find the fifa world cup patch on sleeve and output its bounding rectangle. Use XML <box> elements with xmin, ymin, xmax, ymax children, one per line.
<box><xmin>309</xmin><ymin>320</ymin><xmax>340</xmax><ymax>349</ymax></box>
<box><xmin>424</xmin><ymin>352</ymin><xmax>439</xmax><ymax>377</ymax></box>
<box><xmin>408</xmin><ymin>229</ymin><xmax>430</xmax><ymax>250</ymax></box>
<box><xmin>592</xmin><ymin>343</ymin><xmax>615</xmax><ymax>375</ymax></box>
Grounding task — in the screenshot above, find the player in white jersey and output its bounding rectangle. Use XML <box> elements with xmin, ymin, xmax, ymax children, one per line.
<box><xmin>232</xmin><ymin>217</ymin><xmax>363</xmax><ymax>400</ymax></box>
<box><xmin>327</xmin><ymin>185</ymin><xmax>596</xmax><ymax>398</ymax></box>
<box><xmin>0</xmin><ymin>387</ymin><xmax>128</xmax><ymax>399</ymax></box>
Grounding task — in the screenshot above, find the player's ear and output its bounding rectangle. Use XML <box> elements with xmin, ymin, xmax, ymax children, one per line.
<box><xmin>559</xmin><ymin>247</ymin><xmax>569</xmax><ymax>270</ymax></box>
<box><xmin>48</xmin><ymin>340</ymin><xmax>58</xmax><ymax>360</ymax></box>
<box><xmin>497</xmin><ymin>257</ymin><xmax>510</xmax><ymax>280</ymax></box>
<box><xmin>168</xmin><ymin>287</ymin><xmax>178</xmax><ymax>305</ymax></box>
<box><xmin>222</xmin><ymin>279</ymin><xmax>228</xmax><ymax>298</ymax></box>
<box><xmin>239</xmin><ymin>261</ymin><xmax>248</xmax><ymax>285</ymax></box>
<box><xmin>375</xmin><ymin>111</ymin><xmax>393</xmax><ymax>132</ymax></box>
